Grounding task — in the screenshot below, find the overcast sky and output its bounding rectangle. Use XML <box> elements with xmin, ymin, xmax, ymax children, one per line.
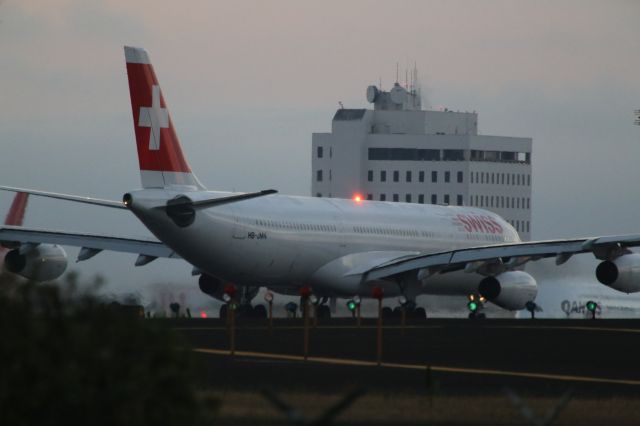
<box><xmin>1</xmin><ymin>1</ymin><xmax>639</xmax><ymax>302</ymax></box>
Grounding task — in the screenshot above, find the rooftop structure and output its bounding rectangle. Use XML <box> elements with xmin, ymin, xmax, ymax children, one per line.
<box><xmin>311</xmin><ymin>81</ymin><xmax>532</xmax><ymax>240</ymax></box>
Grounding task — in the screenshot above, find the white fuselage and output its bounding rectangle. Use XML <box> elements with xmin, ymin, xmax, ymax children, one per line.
<box><xmin>128</xmin><ymin>189</ymin><xmax>521</xmax><ymax>297</ymax></box>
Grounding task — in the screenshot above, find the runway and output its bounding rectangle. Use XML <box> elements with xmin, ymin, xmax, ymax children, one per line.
<box><xmin>172</xmin><ymin>317</ymin><xmax>640</xmax><ymax>393</ymax></box>
<box><xmin>167</xmin><ymin>317</ymin><xmax>640</xmax><ymax>424</ymax></box>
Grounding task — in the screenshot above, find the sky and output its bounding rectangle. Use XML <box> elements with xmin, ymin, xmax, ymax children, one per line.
<box><xmin>0</xmin><ymin>0</ymin><xmax>639</xmax><ymax>309</ymax></box>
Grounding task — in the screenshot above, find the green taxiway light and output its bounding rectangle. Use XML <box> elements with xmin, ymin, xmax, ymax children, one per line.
<box><xmin>586</xmin><ymin>301</ymin><xmax>598</xmax><ymax>312</ymax></box>
<box><xmin>467</xmin><ymin>301</ymin><xmax>479</xmax><ymax>312</ymax></box>
<box><xmin>347</xmin><ymin>300</ymin><xmax>357</xmax><ymax>312</ymax></box>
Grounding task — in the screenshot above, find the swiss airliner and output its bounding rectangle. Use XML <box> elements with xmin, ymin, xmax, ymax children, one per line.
<box><xmin>1</xmin><ymin>46</ymin><xmax>639</xmax><ymax>318</ymax></box>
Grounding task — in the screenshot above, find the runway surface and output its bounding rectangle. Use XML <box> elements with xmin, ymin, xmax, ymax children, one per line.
<box><xmin>171</xmin><ymin>319</ymin><xmax>640</xmax><ymax>424</ymax></box>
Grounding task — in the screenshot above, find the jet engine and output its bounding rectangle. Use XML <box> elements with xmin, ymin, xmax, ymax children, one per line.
<box><xmin>596</xmin><ymin>253</ymin><xmax>640</xmax><ymax>293</ymax></box>
<box><xmin>198</xmin><ymin>274</ymin><xmax>227</xmax><ymax>301</ymax></box>
<box><xmin>4</xmin><ymin>244</ymin><xmax>67</xmax><ymax>282</ymax></box>
<box><xmin>478</xmin><ymin>271</ymin><xmax>538</xmax><ymax>310</ymax></box>
<box><xmin>198</xmin><ymin>274</ymin><xmax>259</xmax><ymax>303</ymax></box>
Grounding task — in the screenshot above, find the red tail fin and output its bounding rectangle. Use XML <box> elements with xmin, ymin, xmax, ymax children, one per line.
<box><xmin>124</xmin><ymin>46</ymin><xmax>203</xmax><ymax>189</ymax></box>
<box><xmin>5</xmin><ymin>192</ymin><xmax>28</xmax><ymax>226</ymax></box>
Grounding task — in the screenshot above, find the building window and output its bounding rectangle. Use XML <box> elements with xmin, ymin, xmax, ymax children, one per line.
<box><xmin>316</xmin><ymin>170</ymin><xmax>323</xmax><ymax>182</ymax></box>
<box><xmin>475</xmin><ymin>195</ymin><xmax>479</xmax><ymax>206</ymax></box>
<box><xmin>443</xmin><ymin>149</ymin><xmax>465</xmax><ymax>161</ymax></box>
<box><xmin>418</xmin><ymin>194</ymin><xmax>424</xmax><ymax>203</ymax></box>
<box><xmin>368</xmin><ymin>147</ymin><xmax>440</xmax><ymax>161</ymax></box>
<box><xmin>527</xmin><ymin>175</ymin><xmax>531</xmax><ymax>186</ymax></box>
<box><xmin>316</xmin><ymin>193</ymin><xmax>322</xmax><ymax>197</ymax></box>
<box><xmin>501</xmin><ymin>173</ymin><xmax>505</xmax><ymax>185</ymax></box>
<box><xmin>366</xmin><ymin>194</ymin><xmax>373</xmax><ymax>200</ymax></box>
<box><xmin>380</xmin><ymin>194</ymin><xmax>386</xmax><ymax>201</ymax></box>
<box><xmin>480</xmin><ymin>173</ymin><xmax>484</xmax><ymax>184</ymax></box>
<box><xmin>431</xmin><ymin>194</ymin><xmax>437</xmax><ymax>204</ymax></box>
<box><xmin>329</xmin><ymin>169</ymin><xmax>332</xmax><ymax>181</ymax></box>
<box><xmin>490</xmin><ymin>196</ymin><xmax>494</xmax><ymax>207</ymax></box>
<box><xmin>329</xmin><ymin>147</ymin><xmax>332</xmax><ymax>158</ymax></box>
<box><xmin>380</xmin><ymin>170</ymin><xmax>386</xmax><ymax>182</ymax></box>
<box><xmin>444</xmin><ymin>194</ymin><xmax>450</xmax><ymax>205</ymax></box>
<box><xmin>367</xmin><ymin>170</ymin><xmax>373</xmax><ymax>182</ymax></box>
<box><xmin>393</xmin><ymin>194</ymin><xmax>399</xmax><ymax>202</ymax></box>
<box><xmin>405</xmin><ymin>194</ymin><xmax>412</xmax><ymax>203</ymax></box>
<box><xmin>406</xmin><ymin>171</ymin><xmax>412</xmax><ymax>182</ymax></box>
<box><xmin>517</xmin><ymin>198</ymin><xmax>520</xmax><ymax>209</ymax></box>
<box><xmin>419</xmin><ymin>171</ymin><xmax>425</xmax><ymax>182</ymax></box>
<box><xmin>445</xmin><ymin>171</ymin><xmax>450</xmax><ymax>183</ymax></box>
<box><xmin>527</xmin><ymin>198</ymin><xmax>530</xmax><ymax>209</ymax></box>
<box><xmin>527</xmin><ymin>221</ymin><xmax>530</xmax><ymax>233</ymax></box>
<box><xmin>491</xmin><ymin>173</ymin><xmax>495</xmax><ymax>184</ymax></box>
<box><xmin>470</xmin><ymin>173</ymin><xmax>474</xmax><ymax>184</ymax></box>
<box><xmin>457</xmin><ymin>195</ymin><xmax>463</xmax><ymax>206</ymax></box>
<box><xmin>317</xmin><ymin>146</ymin><xmax>323</xmax><ymax>158</ymax></box>
<box><xmin>457</xmin><ymin>171</ymin><xmax>463</xmax><ymax>183</ymax></box>
<box><xmin>431</xmin><ymin>171</ymin><xmax>437</xmax><ymax>183</ymax></box>
<box><xmin>507</xmin><ymin>174</ymin><xmax>510</xmax><ymax>185</ymax></box>
<box><xmin>393</xmin><ymin>171</ymin><xmax>399</xmax><ymax>182</ymax></box>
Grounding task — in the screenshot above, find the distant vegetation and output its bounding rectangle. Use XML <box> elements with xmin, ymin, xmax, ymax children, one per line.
<box><xmin>0</xmin><ymin>272</ymin><xmax>217</xmax><ymax>425</ymax></box>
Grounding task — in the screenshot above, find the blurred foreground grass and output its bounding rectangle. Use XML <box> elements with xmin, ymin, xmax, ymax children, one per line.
<box><xmin>0</xmin><ymin>272</ymin><xmax>217</xmax><ymax>426</ymax></box>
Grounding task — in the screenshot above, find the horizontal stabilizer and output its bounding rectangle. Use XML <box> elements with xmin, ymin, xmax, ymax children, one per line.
<box><xmin>0</xmin><ymin>185</ymin><xmax>125</xmax><ymax>209</ymax></box>
<box><xmin>162</xmin><ymin>189</ymin><xmax>278</xmax><ymax>211</ymax></box>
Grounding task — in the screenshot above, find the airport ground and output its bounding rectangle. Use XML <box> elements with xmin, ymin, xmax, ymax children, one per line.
<box><xmin>168</xmin><ymin>317</ymin><xmax>640</xmax><ymax>425</ymax></box>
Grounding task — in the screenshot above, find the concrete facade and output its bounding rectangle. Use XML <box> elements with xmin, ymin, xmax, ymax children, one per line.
<box><xmin>312</xmin><ymin>83</ymin><xmax>532</xmax><ymax>240</ymax></box>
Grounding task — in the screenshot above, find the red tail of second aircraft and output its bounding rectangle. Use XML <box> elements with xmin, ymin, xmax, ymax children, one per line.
<box><xmin>4</xmin><ymin>192</ymin><xmax>28</xmax><ymax>226</ymax></box>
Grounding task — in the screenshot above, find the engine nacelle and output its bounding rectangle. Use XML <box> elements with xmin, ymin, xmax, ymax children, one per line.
<box><xmin>478</xmin><ymin>271</ymin><xmax>538</xmax><ymax>311</ymax></box>
<box><xmin>198</xmin><ymin>275</ymin><xmax>259</xmax><ymax>302</ymax></box>
<box><xmin>596</xmin><ymin>253</ymin><xmax>640</xmax><ymax>293</ymax></box>
<box><xmin>198</xmin><ymin>274</ymin><xmax>227</xmax><ymax>301</ymax></box>
<box><xmin>4</xmin><ymin>244</ymin><xmax>67</xmax><ymax>282</ymax></box>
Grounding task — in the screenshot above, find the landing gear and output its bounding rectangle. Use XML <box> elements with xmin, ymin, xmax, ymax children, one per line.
<box><xmin>316</xmin><ymin>304</ymin><xmax>331</xmax><ymax>319</ymax></box>
<box><xmin>219</xmin><ymin>303</ymin><xmax>268</xmax><ymax>319</ymax></box>
<box><xmin>218</xmin><ymin>286</ymin><xmax>267</xmax><ymax>319</ymax></box>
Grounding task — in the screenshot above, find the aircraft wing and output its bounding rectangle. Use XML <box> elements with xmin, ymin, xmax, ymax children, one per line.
<box><xmin>0</xmin><ymin>225</ymin><xmax>180</xmax><ymax>262</ymax></box>
<box><xmin>363</xmin><ymin>235</ymin><xmax>640</xmax><ymax>282</ymax></box>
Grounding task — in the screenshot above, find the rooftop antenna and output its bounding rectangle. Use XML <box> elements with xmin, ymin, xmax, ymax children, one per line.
<box><xmin>396</xmin><ymin>62</ymin><xmax>399</xmax><ymax>83</ymax></box>
<box><xmin>635</xmin><ymin>109</ymin><xmax>640</xmax><ymax>126</ymax></box>
<box><xmin>379</xmin><ymin>76</ymin><xmax>382</xmax><ymax>91</ymax></box>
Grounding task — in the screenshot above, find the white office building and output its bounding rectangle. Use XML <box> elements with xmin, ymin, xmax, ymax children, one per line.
<box><xmin>312</xmin><ymin>82</ymin><xmax>532</xmax><ymax>240</ymax></box>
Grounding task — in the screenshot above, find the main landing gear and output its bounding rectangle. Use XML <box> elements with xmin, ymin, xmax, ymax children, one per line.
<box><xmin>382</xmin><ymin>296</ymin><xmax>427</xmax><ymax>319</ymax></box>
<box><xmin>218</xmin><ymin>286</ymin><xmax>268</xmax><ymax>319</ymax></box>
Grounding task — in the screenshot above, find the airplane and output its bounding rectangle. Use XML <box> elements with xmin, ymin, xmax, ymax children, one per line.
<box><xmin>1</xmin><ymin>46</ymin><xmax>640</xmax><ymax>319</ymax></box>
<box><xmin>1</xmin><ymin>192</ymin><xmax>67</xmax><ymax>281</ymax></box>
<box><xmin>517</xmin><ymin>274</ymin><xmax>640</xmax><ymax>319</ymax></box>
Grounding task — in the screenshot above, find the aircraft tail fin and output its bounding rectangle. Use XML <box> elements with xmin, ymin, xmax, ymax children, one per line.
<box><xmin>124</xmin><ymin>46</ymin><xmax>204</xmax><ymax>190</ymax></box>
<box><xmin>4</xmin><ymin>192</ymin><xmax>28</xmax><ymax>226</ymax></box>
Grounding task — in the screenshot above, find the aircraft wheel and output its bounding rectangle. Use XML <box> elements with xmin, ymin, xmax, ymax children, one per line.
<box><xmin>317</xmin><ymin>305</ymin><xmax>331</xmax><ymax>319</ymax></box>
<box><xmin>219</xmin><ymin>304</ymin><xmax>228</xmax><ymax>319</ymax></box>
<box><xmin>253</xmin><ymin>304</ymin><xmax>267</xmax><ymax>319</ymax></box>
<box><xmin>382</xmin><ymin>307</ymin><xmax>393</xmax><ymax>318</ymax></box>
<box><xmin>413</xmin><ymin>307</ymin><xmax>427</xmax><ymax>319</ymax></box>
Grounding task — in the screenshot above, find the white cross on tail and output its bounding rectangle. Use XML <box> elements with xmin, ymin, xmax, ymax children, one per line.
<box><xmin>138</xmin><ymin>85</ymin><xmax>169</xmax><ymax>150</ymax></box>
